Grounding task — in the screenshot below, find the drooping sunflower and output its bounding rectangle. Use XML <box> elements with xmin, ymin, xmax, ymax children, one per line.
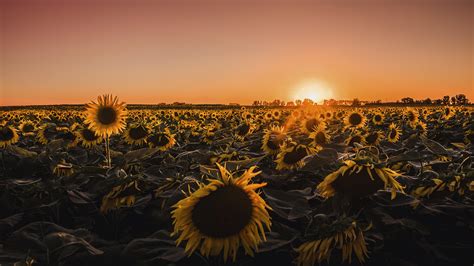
<box><xmin>413</xmin><ymin>121</ymin><xmax>427</xmax><ymax>137</ymax></box>
<box><xmin>275</xmin><ymin>142</ymin><xmax>314</xmax><ymax>170</ymax></box>
<box><xmin>53</xmin><ymin>160</ymin><xmax>75</xmax><ymax>177</ymax></box>
<box><xmin>123</xmin><ymin>123</ymin><xmax>150</xmax><ymax>145</ymax></box>
<box><xmin>84</xmin><ymin>94</ymin><xmax>127</xmax><ymax>137</ymax></box>
<box><xmin>0</xmin><ymin>125</ymin><xmax>19</xmax><ymax>148</ymax></box>
<box><xmin>234</xmin><ymin>121</ymin><xmax>253</xmax><ymax>140</ymax></box>
<box><xmin>387</xmin><ymin>123</ymin><xmax>401</xmax><ymax>143</ymax></box>
<box><xmin>147</xmin><ymin>129</ymin><xmax>176</xmax><ymax>151</ymax></box>
<box><xmin>309</xmin><ymin>129</ymin><xmax>330</xmax><ymax>149</ymax></box>
<box><xmin>19</xmin><ymin>121</ymin><xmax>36</xmax><ymax>136</ymax></box>
<box><xmin>364</xmin><ymin>131</ymin><xmax>383</xmax><ymax>146</ymax></box>
<box><xmin>345</xmin><ymin>134</ymin><xmax>366</xmax><ymax>147</ymax></box>
<box><xmin>100</xmin><ymin>180</ymin><xmax>141</xmax><ymax>213</ymax></box>
<box><xmin>405</xmin><ymin>108</ymin><xmax>418</xmax><ymax>127</ymax></box>
<box><xmin>76</xmin><ymin>127</ymin><xmax>102</xmax><ymax>148</ymax></box>
<box><xmin>261</xmin><ymin>126</ymin><xmax>287</xmax><ymax>155</ymax></box>
<box><xmin>441</xmin><ymin>106</ymin><xmax>455</xmax><ymax>120</ymax></box>
<box><xmin>301</xmin><ymin>117</ymin><xmax>326</xmax><ymax>134</ymax></box>
<box><xmin>37</xmin><ymin>123</ymin><xmax>57</xmax><ymax>145</ymax></box>
<box><xmin>344</xmin><ymin>111</ymin><xmax>366</xmax><ymax>129</ymax></box>
<box><xmin>171</xmin><ymin>164</ymin><xmax>271</xmax><ymax>262</ymax></box>
<box><xmin>296</xmin><ymin>218</ymin><xmax>368</xmax><ymax>266</ymax></box>
<box><xmin>317</xmin><ymin>159</ymin><xmax>405</xmax><ymax>199</ymax></box>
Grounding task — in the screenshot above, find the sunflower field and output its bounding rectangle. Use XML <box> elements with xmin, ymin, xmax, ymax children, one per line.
<box><xmin>0</xmin><ymin>96</ymin><xmax>473</xmax><ymax>266</ymax></box>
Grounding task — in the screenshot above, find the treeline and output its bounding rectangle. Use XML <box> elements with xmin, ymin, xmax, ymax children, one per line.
<box><xmin>252</xmin><ymin>94</ymin><xmax>470</xmax><ymax>107</ymax></box>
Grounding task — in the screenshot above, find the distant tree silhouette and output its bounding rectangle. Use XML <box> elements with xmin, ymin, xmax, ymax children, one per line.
<box><xmin>351</xmin><ymin>98</ymin><xmax>361</xmax><ymax>106</ymax></box>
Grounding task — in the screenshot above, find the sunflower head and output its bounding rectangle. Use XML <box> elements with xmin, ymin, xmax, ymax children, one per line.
<box><xmin>344</xmin><ymin>111</ymin><xmax>366</xmax><ymax>129</ymax></box>
<box><xmin>261</xmin><ymin>126</ymin><xmax>286</xmax><ymax>155</ymax></box>
<box><xmin>124</xmin><ymin>123</ymin><xmax>150</xmax><ymax>145</ymax></box>
<box><xmin>301</xmin><ymin>117</ymin><xmax>326</xmax><ymax>134</ymax></box>
<box><xmin>85</xmin><ymin>94</ymin><xmax>127</xmax><ymax>137</ymax></box>
<box><xmin>275</xmin><ymin>142</ymin><xmax>314</xmax><ymax>170</ymax></box>
<box><xmin>387</xmin><ymin>123</ymin><xmax>401</xmax><ymax>143</ymax></box>
<box><xmin>147</xmin><ymin>129</ymin><xmax>175</xmax><ymax>151</ymax></box>
<box><xmin>171</xmin><ymin>164</ymin><xmax>271</xmax><ymax>262</ymax></box>
<box><xmin>345</xmin><ymin>134</ymin><xmax>366</xmax><ymax>147</ymax></box>
<box><xmin>76</xmin><ymin>126</ymin><xmax>101</xmax><ymax>148</ymax></box>
<box><xmin>372</xmin><ymin>112</ymin><xmax>384</xmax><ymax>125</ymax></box>
<box><xmin>296</xmin><ymin>218</ymin><xmax>369</xmax><ymax>266</ymax></box>
<box><xmin>365</xmin><ymin>131</ymin><xmax>383</xmax><ymax>146</ymax></box>
<box><xmin>309</xmin><ymin>129</ymin><xmax>330</xmax><ymax>148</ymax></box>
<box><xmin>0</xmin><ymin>125</ymin><xmax>19</xmax><ymax>148</ymax></box>
<box><xmin>317</xmin><ymin>159</ymin><xmax>405</xmax><ymax>199</ymax></box>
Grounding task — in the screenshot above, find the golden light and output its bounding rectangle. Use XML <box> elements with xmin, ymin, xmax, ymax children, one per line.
<box><xmin>292</xmin><ymin>80</ymin><xmax>334</xmax><ymax>103</ymax></box>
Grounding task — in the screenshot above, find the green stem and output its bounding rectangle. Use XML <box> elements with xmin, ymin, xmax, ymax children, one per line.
<box><xmin>105</xmin><ymin>135</ymin><xmax>111</xmax><ymax>168</ymax></box>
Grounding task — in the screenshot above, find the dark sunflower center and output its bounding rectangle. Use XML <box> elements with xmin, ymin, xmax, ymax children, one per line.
<box><xmin>374</xmin><ymin>115</ymin><xmax>382</xmax><ymax>122</ymax></box>
<box><xmin>389</xmin><ymin>129</ymin><xmax>397</xmax><ymax>139</ymax></box>
<box><xmin>283</xmin><ymin>146</ymin><xmax>308</xmax><ymax>164</ymax></box>
<box><xmin>82</xmin><ymin>128</ymin><xmax>99</xmax><ymax>141</ymax></box>
<box><xmin>305</xmin><ymin>119</ymin><xmax>319</xmax><ymax>132</ymax></box>
<box><xmin>236</xmin><ymin>123</ymin><xmax>250</xmax><ymax>136</ymax></box>
<box><xmin>148</xmin><ymin>134</ymin><xmax>170</xmax><ymax>147</ymax></box>
<box><xmin>365</xmin><ymin>133</ymin><xmax>379</xmax><ymax>145</ymax></box>
<box><xmin>408</xmin><ymin>112</ymin><xmax>415</xmax><ymax>121</ymax></box>
<box><xmin>445</xmin><ymin>109</ymin><xmax>450</xmax><ymax>115</ymax></box>
<box><xmin>0</xmin><ymin>127</ymin><xmax>14</xmax><ymax>141</ymax></box>
<box><xmin>191</xmin><ymin>185</ymin><xmax>253</xmax><ymax>238</ymax></box>
<box><xmin>129</xmin><ymin>126</ymin><xmax>148</xmax><ymax>140</ymax></box>
<box><xmin>348</xmin><ymin>136</ymin><xmax>362</xmax><ymax>146</ymax></box>
<box><xmin>348</xmin><ymin>113</ymin><xmax>362</xmax><ymax>126</ymax></box>
<box><xmin>97</xmin><ymin>107</ymin><xmax>117</xmax><ymax>125</ymax></box>
<box><xmin>314</xmin><ymin>132</ymin><xmax>327</xmax><ymax>145</ymax></box>
<box><xmin>332</xmin><ymin>166</ymin><xmax>385</xmax><ymax>198</ymax></box>
<box><xmin>267</xmin><ymin>133</ymin><xmax>284</xmax><ymax>150</ymax></box>
<box><xmin>22</xmin><ymin>124</ymin><xmax>35</xmax><ymax>132</ymax></box>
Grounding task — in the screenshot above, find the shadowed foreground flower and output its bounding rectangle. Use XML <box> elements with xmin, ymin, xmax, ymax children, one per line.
<box><xmin>100</xmin><ymin>180</ymin><xmax>141</xmax><ymax>213</ymax></box>
<box><xmin>317</xmin><ymin>160</ymin><xmax>405</xmax><ymax>199</ymax></box>
<box><xmin>124</xmin><ymin>123</ymin><xmax>150</xmax><ymax>145</ymax></box>
<box><xmin>171</xmin><ymin>164</ymin><xmax>271</xmax><ymax>262</ymax></box>
<box><xmin>296</xmin><ymin>219</ymin><xmax>368</xmax><ymax>265</ymax></box>
<box><xmin>0</xmin><ymin>125</ymin><xmax>19</xmax><ymax>148</ymax></box>
<box><xmin>387</xmin><ymin>123</ymin><xmax>401</xmax><ymax>143</ymax></box>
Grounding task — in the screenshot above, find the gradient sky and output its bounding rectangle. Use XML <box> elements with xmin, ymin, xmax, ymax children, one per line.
<box><xmin>1</xmin><ymin>0</ymin><xmax>472</xmax><ymax>105</ymax></box>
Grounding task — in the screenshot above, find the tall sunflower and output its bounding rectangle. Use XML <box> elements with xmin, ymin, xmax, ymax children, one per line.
<box><xmin>84</xmin><ymin>94</ymin><xmax>127</xmax><ymax>137</ymax></box>
<box><xmin>318</xmin><ymin>159</ymin><xmax>405</xmax><ymax>199</ymax></box>
<box><xmin>171</xmin><ymin>164</ymin><xmax>271</xmax><ymax>262</ymax></box>
<box><xmin>0</xmin><ymin>125</ymin><xmax>19</xmax><ymax>148</ymax></box>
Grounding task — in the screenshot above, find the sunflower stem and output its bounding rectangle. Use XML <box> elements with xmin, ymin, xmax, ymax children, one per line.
<box><xmin>105</xmin><ymin>135</ymin><xmax>111</xmax><ymax>168</ymax></box>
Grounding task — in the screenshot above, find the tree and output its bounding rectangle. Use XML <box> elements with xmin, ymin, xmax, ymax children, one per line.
<box><xmin>286</xmin><ymin>101</ymin><xmax>295</xmax><ymax>107</ymax></box>
<box><xmin>295</xmin><ymin>99</ymin><xmax>302</xmax><ymax>106</ymax></box>
<box><xmin>423</xmin><ymin>98</ymin><xmax>432</xmax><ymax>104</ymax></box>
<box><xmin>302</xmin><ymin>98</ymin><xmax>314</xmax><ymax>106</ymax></box>
<box><xmin>351</xmin><ymin>98</ymin><xmax>361</xmax><ymax>106</ymax></box>
<box><xmin>442</xmin><ymin>96</ymin><xmax>450</xmax><ymax>105</ymax></box>
<box><xmin>455</xmin><ymin>94</ymin><xmax>468</xmax><ymax>105</ymax></box>
<box><xmin>401</xmin><ymin>97</ymin><xmax>414</xmax><ymax>104</ymax></box>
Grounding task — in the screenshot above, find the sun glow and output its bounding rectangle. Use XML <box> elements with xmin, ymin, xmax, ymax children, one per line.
<box><xmin>292</xmin><ymin>80</ymin><xmax>334</xmax><ymax>103</ymax></box>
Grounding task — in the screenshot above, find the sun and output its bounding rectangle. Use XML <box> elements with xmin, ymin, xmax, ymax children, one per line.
<box><xmin>292</xmin><ymin>80</ymin><xmax>334</xmax><ymax>103</ymax></box>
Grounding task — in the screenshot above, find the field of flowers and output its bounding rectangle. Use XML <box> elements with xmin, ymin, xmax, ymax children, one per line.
<box><xmin>0</xmin><ymin>96</ymin><xmax>472</xmax><ymax>266</ymax></box>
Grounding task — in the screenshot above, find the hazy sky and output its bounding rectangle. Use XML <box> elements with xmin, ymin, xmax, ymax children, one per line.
<box><xmin>1</xmin><ymin>0</ymin><xmax>472</xmax><ymax>105</ymax></box>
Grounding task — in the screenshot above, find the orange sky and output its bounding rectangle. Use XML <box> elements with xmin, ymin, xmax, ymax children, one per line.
<box><xmin>1</xmin><ymin>0</ymin><xmax>472</xmax><ymax>106</ymax></box>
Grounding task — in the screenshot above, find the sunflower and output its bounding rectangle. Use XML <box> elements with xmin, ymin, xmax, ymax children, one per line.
<box><xmin>441</xmin><ymin>106</ymin><xmax>454</xmax><ymax>120</ymax></box>
<box><xmin>171</xmin><ymin>164</ymin><xmax>271</xmax><ymax>262</ymax></box>
<box><xmin>100</xmin><ymin>180</ymin><xmax>141</xmax><ymax>213</ymax></box>
<box><xmin>275</xmin><ymin>143</ymin><xmax>314</xmax><ymax>170</ymax></box>
<box><xmin>387</xmin><ymin>123</ymin><xmax>401</xmax><ymax>143</ymax></box>
<box><xmin>405</xmin><ymin>109</ymin><xmax>418</xmax><ymax>127</ymax></box>
<box><xmin>272</xmin><ymin>110</ymin><xmax>281</xmax><ymax>119</ymax></box>
<box><xmin>0</xmin><ymin>125</ymin><xmax>19</xmax><ymax>148</ymax></box>
<box><xmin>84</xmin><ymin>94</ymin><xmax>127</xmax><ymax>137</ymax></box>
<box><xmin>317</xmin><ymin>160</ymin><xmax>405</xmax><ymax>199</ymax></box>
<box><xmin>234</xmin><ymin>121</ymin><xmax>253</xmax><ymax>140</ymax></box>
<box><xmin>296</xmin><ymin>219</ymin><xmax>368</xmax><ymax>265</ymax></box>
<box><xmin>371</xmin><ymin>112</ymin><xmax>384</xmax><ymax>125</ymax></box>
<box><xmin>301</xmin><ymin>117</ymin><xmax>326</xmax><ymax>134</ymax></box>
<box><xmin>37</xmin><ymin>123</ymin><xmax>57</xmax><ymax>145</ymax></box>
<box><xmin>261</xmin><ymin>126</ymin><xmax>286</xmax><ymax>155</ymax></box>
<box><xmin>123</xmin><ymin>123</ymin><xmax>150</xmax><ymax>145</ymax></box>
<box><xmin>19</xmin><ymin>121</ymin><xmax>36</xmax><ymax>136</ymax></box>
<box><xmin>53</xmin><ymin>160</ymin><xmax>75</xmax><ymax>177</ymax></box>
<box><xmin>147</xmin><ymin>129</ymin><xmax>176</xmax><ymax>151</ymax></box>
<box><xmin>345</xmin><ymin>134</ymin><xmax>366</xmax><ymax>147</ymax></box>
<box><xmin>76</xmin><ymin>127</ymin><xmax>102</xmax><ymax>148</ymax></box>
<box><xmin>309</xmin><ymin>129</ymin><xmax>330</xmax><ymax>148</ymax></box>
<box><xmin>364</xmin><ymin>131</ymin><xmax>383</xmax><ymax>146</ymax></box>
<box><xmin>344</xmin><ymin>111</ymin><xmax>366</xmax><ymax>129</ymax></box>
<box><xmin>413</xmin><ymin>121</ymin><xmax>427</xmax><ymax>137</ymax></box>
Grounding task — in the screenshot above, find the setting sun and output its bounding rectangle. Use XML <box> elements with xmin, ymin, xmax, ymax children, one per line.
<box><xmin>292</xmin><ymin>80</ymin><xmax>334</xmax><ymax>103</ymax></box>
